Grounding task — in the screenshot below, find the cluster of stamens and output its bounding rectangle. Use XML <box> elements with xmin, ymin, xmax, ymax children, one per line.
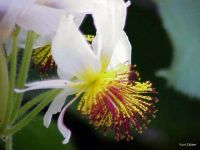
<box><xmin>77</xmin><ymin>64</ymin><xmax>158</xmax><ymax>141</ymax></box>
<box><xmin>32</xmin><ymin>44</ymin><xmax>55</xmax><ymax>75</ymax></box>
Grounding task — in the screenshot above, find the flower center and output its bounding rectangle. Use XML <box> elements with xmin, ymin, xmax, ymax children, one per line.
<box><xmin>77</xmin><ymin>64</ymin><xmax>158</xmax><ymax>141</ymax></box>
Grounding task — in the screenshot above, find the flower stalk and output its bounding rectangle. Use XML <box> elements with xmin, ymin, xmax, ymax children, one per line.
<box><xmin>0</xmin><ymin>43</ymin><xmax>9</xmax><ymax>130</ymax></box>
<box><xmin>2</xmin><ymin>90</ymin><xmax>60</xmax><ymax>136</ymax></box>
<box><xmin>5</xmin><ymin>135</ymin><xmax>12</xmax><ymax>150</ymax></box>
<box><xmin>0</xmin><ymin>30</ymin><xmax>59</xmax><ymax>149</ymax></box>
<box><xmin>10</xmin><ymin>31</ymin><xmax>36</xmax><ymax>123</ymax></box>
<box><xmin>3</xmin><ymin>28</ymin><xmax>21</xmax><ymax>128</ymax></box>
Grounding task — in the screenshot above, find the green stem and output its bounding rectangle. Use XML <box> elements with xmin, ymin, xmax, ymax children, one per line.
<box><xmin>3</xmin><ymin>28</ymin><xmax>20</xmax><ymax>127</ymax></box>
<box><xmin>5</xmin><ymin>135</ymin><xmax>12</xmax><ymax>150</ymax></box>
<box><xmin>10</xmin><ymin>31</ymin><xmax>36</xmax><ymax>123</ymax></box>
<box><xmin>0</xmin><ymin>44</ymin><xmax>9</xmax><ymax>130</ymax></box>
<box><xmin>18</xmin><ymin>91</ymin><xmax>51</xmax><ymax>119</ymax></box>
<box><xmin>3</xmin><ymin>90</ymin><xmax>60</xmax><ymax>135</ymax></box>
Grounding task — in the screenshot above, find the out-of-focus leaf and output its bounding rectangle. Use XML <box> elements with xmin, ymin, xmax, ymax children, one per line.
<box><xmin>14</xmin><ymin>116</ymin><xmax>76</xmax><ymax>150</ymax></box>
<box><xmin>155</xmin><ymin>0</ymin><xmax>200</xmax><ymax>98</ymax></box>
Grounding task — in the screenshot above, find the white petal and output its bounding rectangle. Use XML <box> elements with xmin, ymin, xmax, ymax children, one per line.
<box><xmin>43</xmin><ymin>90</ymin><xmax>69</xmax><ymax>127</ymax></box>
<box><xmin>40</xmin><ymin>0</ymin><xmax>88</xmax><ymax>25</ymax></box>
<box><xmin>0</xmin><ymin>0</ymin><xmax>19</xmax><ymax>40</ymax></box>
<box><xmin>0</xmin><ymin>0</ymin><xmax>38</xmax><ymax>40</ymax></box>
<box><xmin>91</xmin><ymin>35</ymin><xmax>98</xmax><ymax>55</ymax></box>
<box><xmin>37</xmin><ymin>0</ymin><xmax>92</xmax><ymax>16</ymax></box>
<box><xmin>32</xmin><ymin>35</ymin><xmax>51</xmax><ymax>48</ymax></box>
<box><xmin>17</xmin><ymin>16</ymin><xmax>84</xmax><ymax>49</ymax></box>
<box><xmin>36</xmin><ymin>0</ymin><xmax>65</xmax><ymax>8</ymax></box>
<box><xmin>16</xmin><ymin>4</ymin><xmax>64</xmax><ymax>36</ymax></box>
<box><xmin>62</xmin><ymin>0</ymin><xmax>93</xmax><ymax>14</ymax></box>
<box><xmin>4</xmin><ymin>38</ymin><xmax>12</xmax><ymax>56</ymax></box>
<box><xmin>57</xmin><ymin>89</ymin><xmax>80</xmax><ymax>144</ymax></box>
<box><xmin>17</xmin><ymin>29</ymin><xmax>27</xmax><ymax>48</ymax></box>
<box><xmin>57</xmin><ymin>103</ymin><xmax>71</xmax><ymax>144</ymax></box>
<box><xmin>108</xmin><ymin>31</ymin><xmax>132</xmax><ymax>69</ymax></box>
<box><xmin>126</xmin><ymin>1</ymin><xmax>131</xmax><ymax>7</ymax></box>
<box><xmin>17</xmin><ymin>29</ymin><xmax>51</xmax><ymax>49</ymax></box>
<box><xmin>52</xmin><ymin>16</ymin><xmax>99</xmax><ymax>79</ymax></box>
<box><xmin>74</xmin><ymin>14</ymin><xmax>86</xmax><ymax>27</ymax></box>
<box><xmin>92</xmin><ymin>0</ymin><xmax>127</xmax><ymax>67</ymax></box>
<box><xmin>15</xmin><ymin>80</ymin><xmax>68</xmax><ymax>93</ymax></box>
<box><xmin>57</xmin><ymin>68</ymin><xmax>73</xmax><ymax>80</ymax></box>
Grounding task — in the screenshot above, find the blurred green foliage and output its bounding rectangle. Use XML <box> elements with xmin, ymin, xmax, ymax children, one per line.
<box><xmin>155</xmin><ymin>0</ymin><xmax>200</xmax><ymax>98</ymax></box>
<box><xmin>14</xmin><ymin>116</ymin><xmax>76</xmax><ymax>150</ymax></box>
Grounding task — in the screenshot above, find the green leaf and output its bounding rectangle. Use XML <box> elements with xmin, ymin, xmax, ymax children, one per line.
<box><xmin>14</xmin><ymin>116</ymin><xmax>76</xmax><ymax>150</ymax></box>
<box><xmin>155</xmin><ymin>0</ymin><xmax>200</xmax><ymax>98</ymax></box>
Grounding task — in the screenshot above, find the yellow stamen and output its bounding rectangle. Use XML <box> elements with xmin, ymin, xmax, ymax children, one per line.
<box><xmin>76</xmin><ymin>64</ymin><xmax>158</xmax><ymax>141</ymax></box>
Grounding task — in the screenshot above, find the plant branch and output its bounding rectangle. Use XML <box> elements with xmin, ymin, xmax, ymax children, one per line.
<box><xmin>0</xmin><ymin>44</ymin><xmax>9</xmax><ymax>130</ymax></box>
<box><xmin>3</xmin><ymin>28</ymin><xmax>20</xmax><ymax>127</ymax></box>
<box><xmin>3</xmin><ymin>90</ymin><xmax>60</xmax><ymax>135</ymax></box>
<box><xmin>5</xmin><ymin>135</ymin><xmax>12</xmax><ymax>150</ymax></box>
<box><xmin>10</xmin><ymin>31</ymin><xmax>36</xmax><ymax>123</ymax></box>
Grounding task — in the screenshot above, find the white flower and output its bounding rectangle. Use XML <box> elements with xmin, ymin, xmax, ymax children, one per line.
<box><xmin>0</xmin><ymin>0</ymin><xmax>65</xmax><ymax>41</ymax></box>
<box><xmin>0</xmin><ymin>0</ymin><xmax>107</xmax><ymax>41</ymax></box>
<box><xmin>16</xmin><ymin>0</ymin><xmax>128</xmax><ymax>143</ymax></box>
<box><xmin>16</xmin><ymin>0</ymin><xmax>158</xmax><ymax>144</ymax></box>
<box><xmin>0</xmin><ymin>0</ymin><xmax>90</xmax><ymax>55</ymax></box>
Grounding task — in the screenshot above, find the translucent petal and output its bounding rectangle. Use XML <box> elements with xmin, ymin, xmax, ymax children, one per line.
<box><xmin>17</xmin><ymin>30</ymin><xmax>51</xmax><ymax>49</ymax></box>
<box><xmin>52</xmin><ymin>16</ymin><xmax>99</xmax><ymax>80</ymax></box>
<box><xmin>37</xmin><ymin>0</ymin><xmax>88</xmax><ymax>23</ymax></box>
<box><xmin>91</xmin><ymin>0</ymin><xmax>127</xmax><ymax>68</ymax></box>
<box><xmin>32</xmin><ymin>35</ymin><xmax>51</xmax><ymax>48</ymax></box>
<box><xmin>4</xmin><ymin>38</ymin><xmax>12</xmax><ymax>56</ymax></box>
<box><xmin>57</xmin><ymin>103</ymin><xmax>71</xmax><ymax>144</ymax></box>
<box><xmin>0</xmin><ymin>0</ymin><xmax>38</xmax><ymax>40</ymax></box>
<box><xmin>16</xmin><ymin>4</ymin><xmax>64</xmax><ymax>36</ymax></box>
<box><xmin>62</xmin><ymin>0</ymin><xmax>93</xmax><ymax>14</ymax></box>
<box><xmin>36</xmin><ymin>0</ymin><xmax>65</xmax><ymax>8</ymax></box>
<box><xmin>57</xmin><ymin>68</ymin><xmax>73</xmax><ymax>80</ymax></box>
<box><xmin>126</xmin><ymin>0</ymin><xmax>131</xmax><ymax>7</ymax></box>
<box><xmin>0</xmin><ymin>0</ymin><xmax>19</xmax><ymax>40</ymax></box>
<box><xmin>43</xmin><ymin>90</ymin><xmax>69</xmax><ymax>127</ymax></box>
<box><xmin>74</xmin><ymin>14</ymin><xmax>86</xmax><ymax>27</ymax></box>
<box><xmin>108</xmin><ymin>31</ymin><xmax>132</xmax><ymax>69</ymax></box>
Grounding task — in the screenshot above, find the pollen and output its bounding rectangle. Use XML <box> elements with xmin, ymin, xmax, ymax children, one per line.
<box><xmin>32</xmin><ymin>44</ymin><xmax>55</xmax><ymax>75</ymax></box>
<box><xmin>77</xmin><ymin>64</ymin><xmax>158</xmax><ymax>141</ymax></box>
